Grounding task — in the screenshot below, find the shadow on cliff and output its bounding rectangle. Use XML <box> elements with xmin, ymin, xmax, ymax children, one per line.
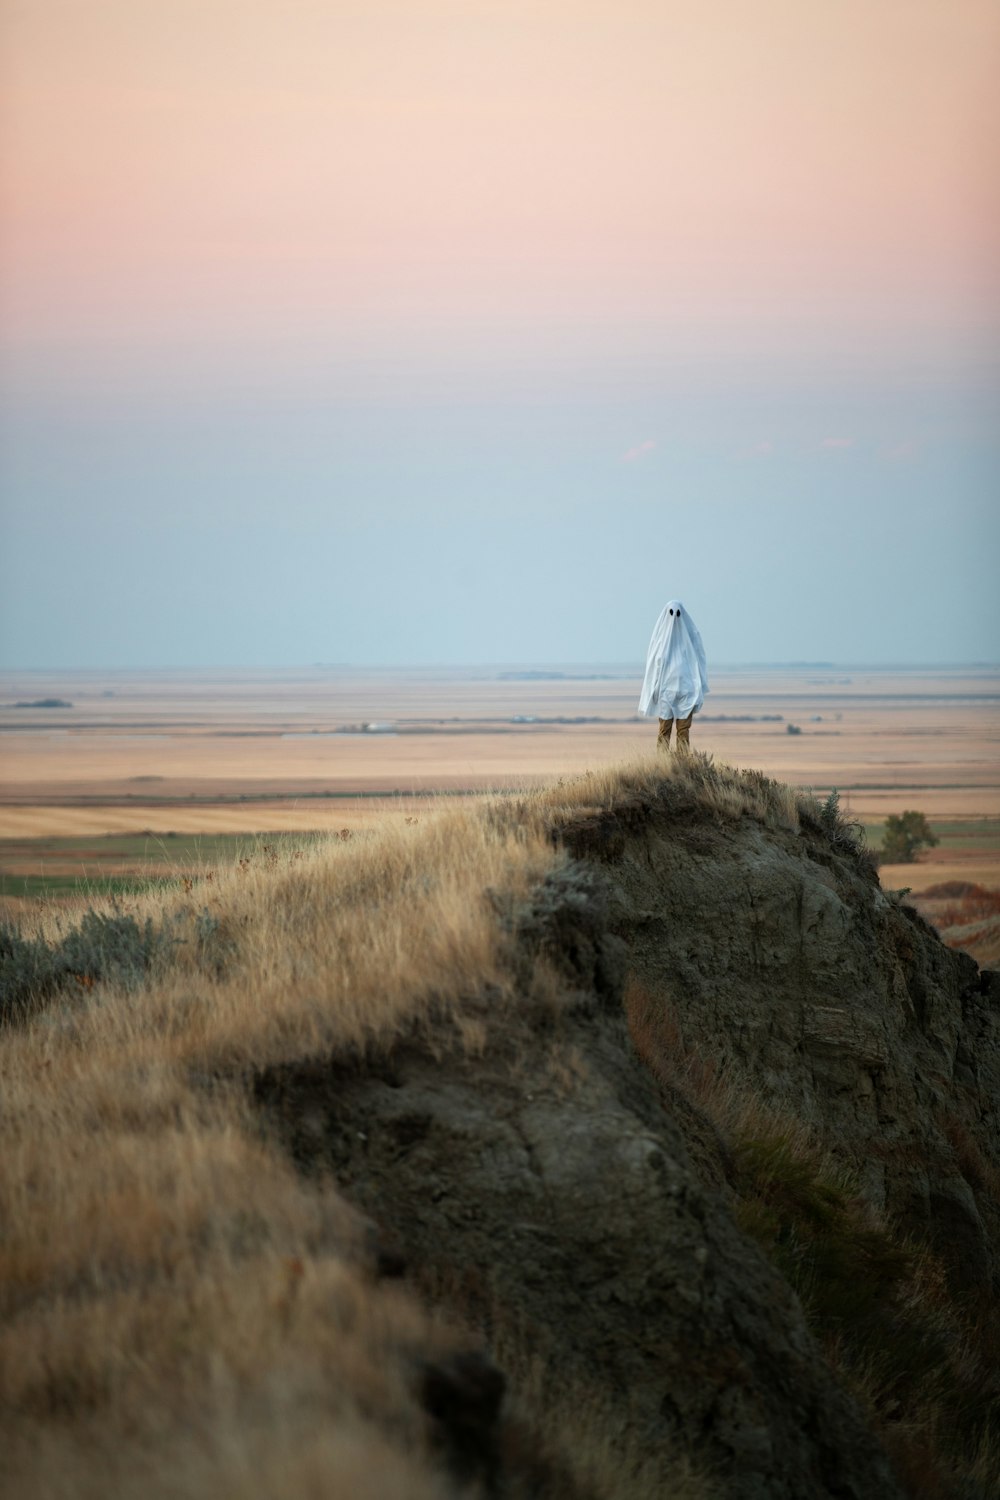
<box><xmin>255</xmin><ymin>756</ymin><xmax>1000</xmax><ymax>1500</ymax></box>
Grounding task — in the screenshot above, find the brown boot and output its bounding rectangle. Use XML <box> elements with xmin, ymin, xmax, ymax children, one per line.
<box><xmin>657</xmin><ymin>717</ymin><xmax>673</xmax><ymax>751</ymax></box>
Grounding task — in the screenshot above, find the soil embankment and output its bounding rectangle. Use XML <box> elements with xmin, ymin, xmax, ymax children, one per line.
<box><xmin>257</xmin><ymin>768</ymin><xmax>1000</xmax><ymax>1498</ymax></box>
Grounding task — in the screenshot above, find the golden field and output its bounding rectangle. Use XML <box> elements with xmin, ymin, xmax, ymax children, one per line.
<box><xmin>1</xmin><ymin>663</ymin><xmax>998</xmax><ymax>899</ymax></box>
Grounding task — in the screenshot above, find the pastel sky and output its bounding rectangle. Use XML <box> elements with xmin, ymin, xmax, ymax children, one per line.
<box><xmin>1</xmin><ymin>0</ymin><xmax>998</xmax><ymax>667</ymax></box>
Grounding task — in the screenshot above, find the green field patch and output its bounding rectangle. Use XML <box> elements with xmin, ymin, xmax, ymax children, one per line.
<box><xmin>0</xmin><ymin>832</ymin><xmax>328</xmax><ymax>901</ymax></box>
<box><xmin>826</xmin><ymin>815</ymin><xmax>1000</xmax><ymax>862</ymax></box>
<box><xmin>0</xmin><ymin>873</ymin><xmax>178</xmax><ymax>900</ymax></box>
<box><xmin>0</xmin><ymin>830</ymin><xmax>321</xmax><ymax>863</ymax></box>
<box><xmin>861</xmin><ymin>816</ymin><xmax>1000</xmax><ymax>863</ymax></box>
<box><xmin>920</xmin><ymin>818</ymin><xmax>1000</xmax><ymax>850</ymax></box>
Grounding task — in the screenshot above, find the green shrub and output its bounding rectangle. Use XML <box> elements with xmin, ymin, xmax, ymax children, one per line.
<box><xmin>0</xmin><ymin>908</ymin><xmax>182</xmax><ymax>1026</ymax></box>
<box><xmin>819</xmin><ymin>788</ymin><xmax>842</xmax><ymax>835</ymax></box>
<box><xmin>798</xmin><ymin>788</ymin><xmax>871</xmax><ymax>864</ymax></box>
<box><xmin>881</xmin><ymin>810</ymin><xmax>938</xmax><ymax>864</ymax></box>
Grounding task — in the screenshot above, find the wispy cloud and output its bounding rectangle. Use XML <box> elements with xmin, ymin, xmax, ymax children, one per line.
<box><xmin>736</xmin><ymin>439</ymin><xmax>773</xmax><ymax>459</ymax></box>
<box><xmin>622</xmin><ymin>439</ymin><xmax>656</xmax><ymax>463</ymax></box>
<box><xmin>883</xmin><ymin>438</ymin><xmax>921</xmax><ymax>462</ymax></box>
<box><xmin>820</xmin><ymin>436</ymin><xmax>855</xmax><ymax>450</ymax></box>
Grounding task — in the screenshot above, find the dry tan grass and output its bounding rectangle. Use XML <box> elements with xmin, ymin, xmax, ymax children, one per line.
<box><xmin>1</xmin><ymin>1055</ymin><xmax>466</xmax><ymax>1497</ymax></box>
<box><xmin>625</xmin><ymin>973</ymin><xmax>824</xmax><ymax>1173</ymax></box>
<box><xmin>9</xmin><ymin>800</ymin><xmax>558</xmax><ymax>1057</ymax></box>
<box><xmin>0</xmin><ymin>750</ymin><xmax>968</xmax><ymax>1497</ymax></box>
<box><xmin>500</xmin><ymin>1355</ymin><xmax>710</xmax><ymax>1500</ymax></box>
<box><xmin>1</xmin><ymin>797</ymin><xmax>566</xmax><ymax>1498</ymax></box>
<box><xmin>6</xmin><ymin>753</ymin><xmax>808</xmax><ymax>1498</ymax></box>
<box><xmin>5</xmin><ymin>1262</ymin><xmax>462</xmax><ymax>1500</ymax></box>
<box><xmin>529</xmin><ymin>750</ymin><xmax>804</xmax><ymax>841</ymax></box>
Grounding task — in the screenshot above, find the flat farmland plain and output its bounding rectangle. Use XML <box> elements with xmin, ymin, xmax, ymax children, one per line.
<box><xmin>2</xmin><ymin>665</ymin><xmax>998</xmax><ymax>934</ymax></box>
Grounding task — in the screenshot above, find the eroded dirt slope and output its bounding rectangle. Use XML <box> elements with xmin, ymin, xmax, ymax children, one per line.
<box><xmin>257</xmin><ymin>864</ymin><xmax>903</xmax><ymax>1500</ymax></box>
<box><xmin>561</xmin><ymin>793</ymin><xmax>1000</xmax><ymax>1295</ymax></box>
<box><xmin>254</xmin><ymin>768</ymin><xmax>1000</xmax><ymax>1499</ymax></box>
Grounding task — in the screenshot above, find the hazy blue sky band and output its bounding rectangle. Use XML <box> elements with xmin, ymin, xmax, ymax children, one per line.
<box><xmin>1</xmin><ymin>2</ymin><xmax>997</xmax><ymax>668</ymax></box>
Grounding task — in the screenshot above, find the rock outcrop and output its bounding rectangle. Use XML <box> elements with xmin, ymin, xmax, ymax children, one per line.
<box><xmin>562</xmin><ymin>793</ymin><xmax>1000</xmax><ymax>1298</ymax></box>
<box><xmin>256</xmin><ymin>772</ymin><xmax>1000</xmax><ymax>1499</ymax></box>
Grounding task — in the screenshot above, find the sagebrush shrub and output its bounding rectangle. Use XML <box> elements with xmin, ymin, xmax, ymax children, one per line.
<box><xmin>0</xmin><ymin>908</ymin><xmax>181</xmax><ymax>1026</ymax></box>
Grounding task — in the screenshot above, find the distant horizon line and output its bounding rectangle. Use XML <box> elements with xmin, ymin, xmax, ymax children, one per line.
<box><xmin>2</xmin><ymin>660</ymin><xmax>999</xmax><ymax>676</ymax></box>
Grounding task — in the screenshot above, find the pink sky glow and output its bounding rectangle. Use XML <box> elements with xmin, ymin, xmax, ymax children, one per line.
<box><xmin>1</xmin><ymin>1</ymin><xmax>998</xmax><ymax>670</ymax></box>
<box><xmin>2</xmin><ymin>0</ymin><xmax>998</xmax><ymax>396</ymax></box>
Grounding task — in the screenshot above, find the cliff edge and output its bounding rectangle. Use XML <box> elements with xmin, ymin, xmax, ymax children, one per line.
<box><xmin>257</xmin><ymin>760</ymin><xmax>1000</xmax><ymax>1498</ymax></box>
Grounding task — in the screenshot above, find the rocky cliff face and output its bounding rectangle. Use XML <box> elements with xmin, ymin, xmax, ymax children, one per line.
<box><xmin>256</xmin><ymin>769</ymin><xmax>1000</xmax><ymax>1500</ymax></box>
<box><xmin>562</xmin><ymin>791</ymin><xmax>1000</xmax><ymax>1299</ymax></box>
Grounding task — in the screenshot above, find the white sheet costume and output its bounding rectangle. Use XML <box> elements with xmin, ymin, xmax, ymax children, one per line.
<box><xmin>638</xmin><ymin>600</ymin><xmax>709</xmax><ymax>721</ymax></box>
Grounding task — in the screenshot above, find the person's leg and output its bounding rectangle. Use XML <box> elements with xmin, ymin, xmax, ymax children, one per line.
<box><xmin>657</xmin><ymin>717</ymin><xmax>673</xmax><ymax>751</ymax></box>
<box><xmin>675</xmin><ymin>712</ymin><xmax>693</xmax><ymax>751</ymax></box>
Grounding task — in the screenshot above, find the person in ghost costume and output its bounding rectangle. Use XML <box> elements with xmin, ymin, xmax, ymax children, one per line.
<box><xmin>638</xmin><ymin>600</ymin><xmax>708</xmax><ymax>751</ymax></box>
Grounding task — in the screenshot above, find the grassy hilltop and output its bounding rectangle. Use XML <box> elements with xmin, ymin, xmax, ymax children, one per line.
<box><xmin>3</xmin><ymin>756</ymin><xmax>999</xmax><ymax>1500</ymax></box>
